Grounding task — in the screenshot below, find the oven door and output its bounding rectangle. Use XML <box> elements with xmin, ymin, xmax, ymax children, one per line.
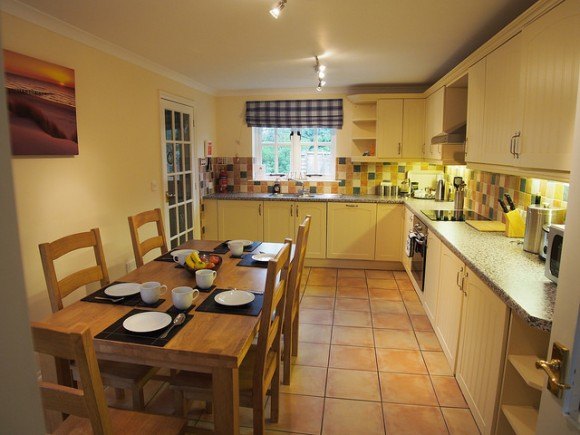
<box><xmin>411</xmin><ymin>233</ymin><xmax>427</xmax><ymax>291</ymax></box>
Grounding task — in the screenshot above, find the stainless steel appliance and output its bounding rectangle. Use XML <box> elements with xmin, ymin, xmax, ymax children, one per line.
<box><xmin>523</xmin><ymin>205</ymin><xmax>566</xmax><ymax>253</ymax></box>
<box><xmin>421</xmin><ymin>209</ymin><xmax>490</xmax><ymax>222</ymax></box>
<box><xmin>539</xmin><ymin>224</ymin><xmax>550</xmax><ymax>260</ymax></box>
<box><xmin>409</xmin><ymin>216</ymin><xmax>428</xmax><ymax>291</ymax></box>
<box><xmin>435</xmin><ymin>176</ymin><xmax>446</xmax><ymax>202</ymax></box>
<box><xmin>545</xmin><ymin>224</ymin><xmax>565</xmax><ymax>283</ymax></box>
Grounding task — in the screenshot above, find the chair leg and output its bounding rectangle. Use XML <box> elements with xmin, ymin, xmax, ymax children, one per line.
<box><xmin>114</xmin><ymin>388</ymin><xmax>125</xmax><ymax>400</ymax></box>
<box><xmin>131</xmin><ymin>387</ymin><xmax>145</xmax><ymax>410</ymax></box>
<box><xmin>291</xmin><ymin>316</ymin><xmax>299</xmax><ymax>357</ymax></box>
<box><xmin>253</xmin><ymin>397</ymin><xmax>265</xmax><ymax>435</ymax></box>
<box><xmin>282</xmin><ymin>323</ymin><xmax>292</xmax><ymax>385</ymax></box>
<box><xmin>205</xmin><ymin>401</ymin><xmax>213</xmax><ymax>414</ymax></box>
<box><xmin>270</xmin><ymin>367</ymin><xmax>280</xmax><ymax>423</ymax></box>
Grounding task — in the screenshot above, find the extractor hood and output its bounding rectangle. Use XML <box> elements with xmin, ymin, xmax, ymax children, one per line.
<box><xmin>431</xmin><ymin>124</ymin><xmax>466</xmax><ymax>145</ymax></box>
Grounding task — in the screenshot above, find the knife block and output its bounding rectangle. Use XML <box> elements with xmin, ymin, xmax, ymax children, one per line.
<box><xmin>504</xmin><ymin>210</ymin><xmax>525</xmax><ymax>238</ymax></box>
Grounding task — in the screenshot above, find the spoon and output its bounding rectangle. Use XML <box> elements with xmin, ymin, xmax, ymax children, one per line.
<box><xmin>95</xmin><ymin>296</ymin><xmax>125</xmax><ymax>303</ymax></box>
<box><xmin>159</xmin><ymin>313</ymin><xmax>186</xmax><ymax>339</ymax></box>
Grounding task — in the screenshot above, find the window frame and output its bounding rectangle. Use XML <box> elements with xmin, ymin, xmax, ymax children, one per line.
<box><xmin>253</xmin><ymin>127</ymin><xmax>336</xmax><ymax>181</ymax></box>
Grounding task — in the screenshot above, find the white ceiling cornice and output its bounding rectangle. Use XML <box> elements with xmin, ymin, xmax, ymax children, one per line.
<box><xmin>0</xmin><ymin>0</ymin><xmax>216</xmax><ymax>95</ymax></box>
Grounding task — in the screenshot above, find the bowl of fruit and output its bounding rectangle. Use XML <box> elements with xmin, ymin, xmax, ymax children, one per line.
<box><xmin>184</xmin><ymin>250</ymin><xmax>222</xmax><ymax>275</ymax></box>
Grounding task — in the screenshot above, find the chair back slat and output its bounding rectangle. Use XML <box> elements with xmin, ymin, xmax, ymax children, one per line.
<box><xmin>128</xmin><ymin>208</ymin><xmax>168</xmax><ymax>267</ymax></box>
<box><xmin>31</xmin><ymin>322</ymin><xmax>113</xmax><ymax>434</ymax></box>
<box><xmin>39</xmin><ymin>228</ymin><xmax>110</xmax><ymax>313</ymax></box>
<box><xmin>254</xmin><ymin>240</ymin><xmax>291</xmax><ymax>387</ymax></box>
<box><xmin>285</xmin><ymin>216</ymin><xmax>311</xmax><ymax>321</ymax></box>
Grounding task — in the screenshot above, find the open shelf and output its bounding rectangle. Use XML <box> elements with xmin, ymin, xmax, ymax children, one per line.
<box><xmin>501</xmin><ymin>405</ymin><xmax>538</xmax><ymax>435</ymax></box>
<box><xmin>508</xmin><ymin>355</ymin><xmax>546</xmax><ymax>391</ymax></box>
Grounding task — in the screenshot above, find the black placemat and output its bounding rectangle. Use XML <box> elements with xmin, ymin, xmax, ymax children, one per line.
<box><xmin>236</xmin><ymin>254</ymin><xmax>269</xmax><ymax>269</ymax></box>
<box><xmin>166</xmin><ymin>304</ymin><xmax>197</xmax><ymax>316</ymax></box>
<box><xmin>195</xmin><ymin>289</ymin><xmax>263</xmax><ymax>316</ymax></box>
<box><xmin>212</xmin><ymin>241</ymin><xmax>262</xmax><ymax>254</ymax></box>
<box><xmin>196</xmin><ymin>284</ymin><xmax>217</xmax><ymax>293</ymax></box>
<box><xmin>95</xmin><ymin>309</ymin><xmax>193</xmax><ymax>347</ymax></box>
<box><xmin>81</xmin><ymin>282</ymin><xmax>164</xmax><ymax>308</ymax></box>
<box><xmin>154</xmin><ymin>251</ymin><xmax>176</xmax><ymax>262</ymax></box>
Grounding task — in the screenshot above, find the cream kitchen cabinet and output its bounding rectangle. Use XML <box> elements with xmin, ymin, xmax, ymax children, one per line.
<box><xmin>402</xmin><ymin>208</ymin><xmax>414</xmax><ymax>273</ymax></box>
<box><xmin>422</xmin><ymin>231</ymin><xmax>442</xmax><ymax>324</ymax></box>
<box><xmin>327</xmin><ymin>202</ymin><xmax>377</xmax><ymax>260</ymax></box>
<box><xmin>434</xmin><ymin>243</ymin><xmax>465</xmax><ymax>371</ymax></box>
<box><xmin>456</xmin><ymin>268</ymin><xmax>509</xmax><ymax>435</ymax></box>
<box><xmin>202</xmin><ymin>199</ymin><xmax>219</xmax><ymax>240</ymax></box>
<box><xmin>217</xmin><ymin>200</ymin><xmax>264</xmax><ymax>241</ymax></box>
<box><xmin>481</xmin><ymin>34</ymin><xmax>523</xmax><ymax>166</ymax></box>
<box><xmin>376</xmin><ymin>99</ymin><xmax>425</xmax><ymax>159</ymax></box>
<box><xmin>516</xmin><ymin>0</ymin><xmax>580</xmax><ymax>171</ymax></box>
<box><xmin>465</xmin><ymin>58</ymin><xmax>486</xmax><ymax>164</ymax></box>
<box><xmin>374</xmin><ymin>204</ymin><xmax>404</xmax><ymax>262</ymax></box>
<box><xmin>263</xmin><ymin>201</ymin><xmax>326</xmax><ymax>259</ymax></box>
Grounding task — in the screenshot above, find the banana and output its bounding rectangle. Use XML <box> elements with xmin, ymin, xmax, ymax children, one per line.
<box><xmin>185</xmin><ymin>254</ymin><xmax>196</xmax><ymax>270</ymax></box>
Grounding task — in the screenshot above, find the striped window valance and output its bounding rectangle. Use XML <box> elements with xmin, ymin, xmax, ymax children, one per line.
<box><xmin>245</xmin><ymin>99</ymin><xmax>343</xmax><ymax>129</ymax></box>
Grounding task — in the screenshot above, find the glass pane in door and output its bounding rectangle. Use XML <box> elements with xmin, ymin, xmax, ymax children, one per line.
<box><xmin>175</xmin><ymin>143</ymin><xmax>182</xmax><ymax>172</ymax></box>
<box><xmin>167</xmin><ymin>176</ymin><xmax>176</xmax><ymax>206</ymax></box>
<box><xmin>184</xmin><ymin>143</ymin><xmax>191</xmax><ymax>171</ymax></box>
<box><xmin>165</xmin><ymin>110</ymin><xmax>173</xmax><ymax>140</ymax></box>
<box><xmin>183</xmin><ymin>114</ymin><xmax>190</xmax><ymax>141</ymax></box>
<box><xmin>174</xmin><ymin>112</ymin><xmax>182</xmax><ymax>141</ymax></box>
<box><xmin>166</xmin><ymin>143</ymin><xmax>174</xmax><ymax>173</ymax></box>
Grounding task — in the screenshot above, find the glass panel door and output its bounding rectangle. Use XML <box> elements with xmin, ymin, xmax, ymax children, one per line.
<box><xmin>161</xmin><ymin>98</ymin><xmax>198</xmax><ymax>249</ymax></box>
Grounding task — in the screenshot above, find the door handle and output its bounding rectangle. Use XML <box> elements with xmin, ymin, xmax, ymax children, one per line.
<box><xmin>536</xmin><ymin>342</ymin><xmax>571</xmax><ymax>397</ymax></box>
<box><xmin>398</xmin><ymin>142</ymin><xmax>401</xmax><ymax>155</ymax></box>
<box><xmin>346</xmin><ymin>204</ymin><xmax>359</xmax><ymax>208</ymax></box>
<box><xmin>513</xmin><ymin>131</ymin><xmax>521</xmax><ymax>159</ymax></box>
<box><xmin>290</xmin><ymin>204</ymin><xmax>293</xmax><ymax>217</ymax></box>
<box><xmin>258</xmin><ymin>204</ymin><xmax>262</xmax><ymax>216</ymax></box>
<box><xmin>165</xmin><ymin>192</ymin><xmax>175</xmax><ymax>202</ymax></box>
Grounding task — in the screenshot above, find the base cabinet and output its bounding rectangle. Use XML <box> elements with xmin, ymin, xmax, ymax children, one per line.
<box><xmin>263</xmin><ymin>201</ymin><xmax>327</xmax><ymax>259</ymax></box>
<box><xmin>434</xmin><ymin>244</ymin><xmax>465</xmax><ymax>372</ymax></box>
<box><xmin>374</xmin><ymin>204</ymin><xmax>403</xmax><ymax>261</ymax></box>
<box><xmin>402</xmin><ymin>208</ymin><xmax>414</xmax><ymax>273</ymax></box>
<box><xmin>217</xmin><ymin>200</ymin><xmax>264</xmax><ymax>241</ymax></box>
<box><xmin>327</xmin><ymin>203</ymin><xmax>377</xmax><ymax>260</ymax></box>
<box><xmin>456</xmin><ymin>268</ymin><xmax>509</xmax><ymax>435</ymax></box>
<box><xmin>202</xmin><ymin>199</ymin><xmax>219</xmax><ymax>240</ymax></box>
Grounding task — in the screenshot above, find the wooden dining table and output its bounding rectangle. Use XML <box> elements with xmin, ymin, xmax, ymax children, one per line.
<box><xmin>40</xmin><ymin>239</ymin><xmax>287</xmax><ymax>435</ymax></box>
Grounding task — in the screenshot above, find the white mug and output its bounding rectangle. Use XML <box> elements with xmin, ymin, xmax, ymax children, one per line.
<box><xmin>140</xmin><ymin>281</ymin><xmax>167</xmax><ymax>304</ymax></box>
<box><xmin>173</xmin><ymin>249</ymin><xmax>194</xmax><ymax>266</ymax></box>
<box><xmin>172</xmin><ymin>286</ymin><xmax>200</xmax><ymax>310</ymax></box>
<box><xmin>228</xmin><ymin>241</ymin><xmax>244</xmax><ymax>257</ymax></box>
<box><xmin>196</xmin><ymin>269</ymin><xmax>217</xmax><ymax>290</ymax></box>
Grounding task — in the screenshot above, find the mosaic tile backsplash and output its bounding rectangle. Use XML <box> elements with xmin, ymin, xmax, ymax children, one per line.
<box><xmin>200</xmin><ymin>157</ymin><xmax>443</xmax><ymax>196</ymax></box>
<box><xmin>447</xmin><ymin>166</ymin><xmax>569</xmax><ymax>221</ymax></box>
<box><xmin>200</xmin><ymin>158</ymin><xmax>568</xmax><ymax>222</ymax></box>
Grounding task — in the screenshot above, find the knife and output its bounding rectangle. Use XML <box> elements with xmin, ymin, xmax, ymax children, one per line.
<box><xmin>498</xmin><ymin>199</ymin><xmax>509</xmax><ymax>214</ymax></box>
<box><xmin>504</xmin><ymin>193</ymin><xmax>516</xmax><ymax>211</ymax></box>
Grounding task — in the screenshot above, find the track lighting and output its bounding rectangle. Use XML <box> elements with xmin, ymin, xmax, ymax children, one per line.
<box><xmin>270</xmin><ymin>0</ymin><xmax>287</xmax><ymax>19</ymax></box>
<box><xmin>314</xmin><ymin>56</ymin><xmax>327</xmax><ymax>91</ymax></box>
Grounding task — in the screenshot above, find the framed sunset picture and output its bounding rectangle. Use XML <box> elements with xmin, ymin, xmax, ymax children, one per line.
<box><xmin>3</xmin><ymin>50</ymin><xmax>78</xmax><ymax>155</ymax></box>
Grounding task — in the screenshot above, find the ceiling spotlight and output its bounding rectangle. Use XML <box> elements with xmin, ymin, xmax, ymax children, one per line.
<box><xmin>270</xmin><ymin>0</ymin><xmax>287</xmax><ymax>19</ymax></box>
<box><xmin>318</xmin><ymin>71</ymin><xmax>325</xmax><ymax>80</ymax></box>
<box><xmin>316</xmin><ymin>85</ymin><xmax>322</xmax><ymax>92</ymax></box>
<box><xmin>314</xmin><ymin>56</ymin><xmax>328</xmax><ymax>91</ymax></box>
<box><xmin>320</xmin><ymin>80</ymin><xmax>327</xmax><ymax>87</ymax></box>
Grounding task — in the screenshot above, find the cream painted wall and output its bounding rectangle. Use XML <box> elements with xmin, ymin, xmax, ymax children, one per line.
<box><xmin>1</xmin><ymin>12</ymin><xmax>216</xmax><ymax>321</ymax></box>
<box><xmin>215</xmin><ymin>92</ymin><xmax>353</xmax><ymax>157</ymax></box>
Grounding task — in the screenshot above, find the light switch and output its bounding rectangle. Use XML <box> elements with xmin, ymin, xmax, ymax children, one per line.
<box><xmin>150</xmin><ymin>180</ymin><xmax>158</xmax><ymax>192</ymax></box>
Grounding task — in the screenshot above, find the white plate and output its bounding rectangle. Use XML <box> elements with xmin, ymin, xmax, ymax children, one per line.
<box><xmin>104</xmin><ymin>283</ymin><xmax>141</xmax><ymax>297</ymax></box>
<box><xmin>251</xmin><ymin>253</ymin><xmax>276</xmax><ymax>262</ymax></box>
<box><xmin>122</xmin><ymin>312</ymin><xmax>172</xmax><ymax>333</ymax></box>
<box><xmin>229</xmin><ymin>239</ymin><xmax>253</xmax><ymax>247</ymax></box>
<box><xmin>214</xmin><ymin>290</ymin><xmax>255</xmax><ymax>307</ymax></box>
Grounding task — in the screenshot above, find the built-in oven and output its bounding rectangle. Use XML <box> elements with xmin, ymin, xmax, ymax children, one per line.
<box><xmin>409</xmin><ymin>216</ymin><xmax>428</xmax><ymax>291</ymax></box>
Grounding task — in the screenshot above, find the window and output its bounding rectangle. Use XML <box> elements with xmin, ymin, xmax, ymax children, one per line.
<box><xmin>253</xmin><ymin>127</ymin><xmax>336</xmax><ymax>180</ymax></box>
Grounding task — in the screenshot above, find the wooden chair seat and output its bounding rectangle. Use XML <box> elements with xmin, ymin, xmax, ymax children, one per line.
<box><xmin>72</xmin><ymin>360</ymin><xmax>157</xmax><ymax>387</ymax></box>
<box><xmin>53</xmin><ymin>407</ymin><xmax>185</xmax><ymax>435</ymax></box>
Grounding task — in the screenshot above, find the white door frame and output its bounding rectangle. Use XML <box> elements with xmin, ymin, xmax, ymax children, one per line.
<box><xmin>536</xmin><ymin>72</ymin><xmax>580</xmax><ymax>433</ymax></box>
<box><xmin>159</xmin><ymin>92</ymin><xmax>201</xmax><ymax>245</ymax></box>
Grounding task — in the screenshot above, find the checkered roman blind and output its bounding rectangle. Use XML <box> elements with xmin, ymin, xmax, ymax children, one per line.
<box><xmin>245</xmin><ymin>99</ymin><xmax>343</xmax><ymax>129</ymax></box>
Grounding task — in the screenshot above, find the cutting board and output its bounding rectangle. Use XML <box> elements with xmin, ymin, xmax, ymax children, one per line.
<box><xmin>465</xmin><ymin>220</ymin><xmax>506</xmax><ymax>232</ymax></box>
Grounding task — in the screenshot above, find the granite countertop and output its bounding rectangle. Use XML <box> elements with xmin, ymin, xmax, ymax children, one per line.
<box><xmin>203</xmin><ymin>192</ymin><xmax>405</xmax><ymax>203</ymax></box>
<box><xmin>405</xmin><ymin>199</ymin><xmax>555</xmax><ymax>332</ymax></box>
<box><xmin>203</xmin><ymin>192</ymin><xmax>556</xmax><ymax>331</ymax></box>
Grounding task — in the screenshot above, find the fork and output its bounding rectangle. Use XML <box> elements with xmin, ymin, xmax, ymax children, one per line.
<box><xmin>95</xmin><ymin>296</ymin><xmax>125</xmax><ymax>303</ymax></box>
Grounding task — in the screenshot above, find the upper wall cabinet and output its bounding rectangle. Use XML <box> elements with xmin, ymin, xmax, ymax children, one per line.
<box><xmin>481</xmin><ymin>34</ymin><xmax>524</xmax><ymax>167</ymax></box>
<box><xmin>376</xmin><ymin>99</ymin><xmax>425</xmax><ymax>159</ymax></box>
<box><xmin>465</xmin><ymin>59</ymin><xmax>487</xmax><ymax>164</ymax></box>
<box><xmin>516</xmin><ymin>0</ymin><xmax>580</xmax><ymax>171</ymax></box>
<box><xmin>424</xmin><ymin>87</ymin><xmax>467</xmax><ymax>161</ymax></box>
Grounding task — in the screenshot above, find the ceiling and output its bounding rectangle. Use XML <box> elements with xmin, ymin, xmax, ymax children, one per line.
<box><xmin>12</xmin><ymin>0</ymin><xmax>537</xmax><ymax>93</ymax></box>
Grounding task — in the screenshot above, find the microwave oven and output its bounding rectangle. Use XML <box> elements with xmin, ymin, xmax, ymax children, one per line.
<box><xmin>545</xmin><ymin>224</ymin><xmax>565</xmax><ymax>283</ymax></box>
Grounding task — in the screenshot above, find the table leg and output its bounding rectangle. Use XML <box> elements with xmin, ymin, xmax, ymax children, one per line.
<box><xmin>212</xmin><ymin>366</ymin><xmax>240</xmax><ymax>435</ymax></box>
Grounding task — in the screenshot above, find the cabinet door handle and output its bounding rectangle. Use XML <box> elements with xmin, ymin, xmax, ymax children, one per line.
<box><xmin>290</xmin><ymin>204</ymin><xmax>293</xmax><ymax>217</ymax></box>
<box><xmin>456</xmin><ymin>266</ymin><xmax>464</xmax><ymax>290</ymax></box>
<box><xmin>258</xmin><ymin>204</ymin><xmax>262</xmax><ymax>216</ymax></box>
<box><xmin>464</xmin><ymin>137</ymin><xmax>468</xmax><ymax>157</ymax></box>
<box><xmin>346</xmin><ymin>204</ymin><xmax>359</xmax><ymax>208</ymax></box>
<box><xmin>513</xmin><ymin>131</ymin><xmax>521</xmax><ymax>159</ymax></box>
<box><xmin>296</xmin><ymin>204</ymin><xmax>299</xmax><ymax>216</ymax></box>
<box><xmin>398</xmin><ymin>142</ymin><xmax>401</xmax><ymax>155</ymax></box>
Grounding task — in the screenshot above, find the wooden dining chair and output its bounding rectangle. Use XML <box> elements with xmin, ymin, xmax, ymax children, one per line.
<box><xmin>39</xmin><ymin>228</ymin><xmax>157</xmax><ymax>410</ymax></box>
<box><xmin>282</xmin><ymin>215</ymin><xmax>311</xmax><ymax>385</ymax></box>
<box><xmin>31</xmin><ymin>322</ymin><xmax>187</xmax><ymax>435</ymax></box>
<box><xmin>170</xmin><ymin>240</ymin><xmax>292</xmax><ymax>434</ymax></box>
<box><xmin>128</xmin><ymin>208</ymin><xmax>169</xmax><ymax>267</ymax></box>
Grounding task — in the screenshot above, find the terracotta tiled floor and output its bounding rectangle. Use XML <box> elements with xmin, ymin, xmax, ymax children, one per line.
<box><xmin>135</xmin><ymin>267</ymin><xmax>480</xmax><ymax>434</ymax></box>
